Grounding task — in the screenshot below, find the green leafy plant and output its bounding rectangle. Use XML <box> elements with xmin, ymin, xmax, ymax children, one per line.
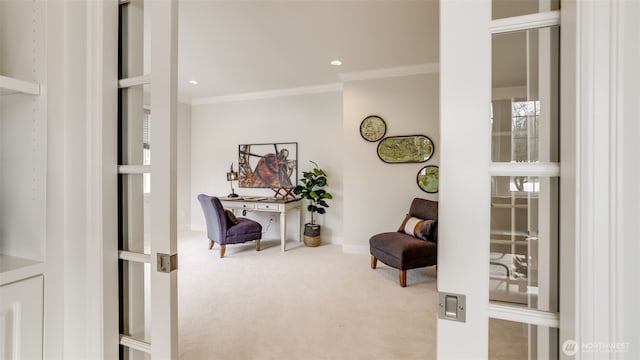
<box><xmin>293</xmin><ymin>161</ymin><xmax>333</xmax><ymax>225</ymax></box>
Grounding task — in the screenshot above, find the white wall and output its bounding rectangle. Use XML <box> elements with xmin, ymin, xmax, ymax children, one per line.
<box><xmin>342</xmin><ymin>73</ymin><xmax>440</xmax><ymax>253</ymax></box>
<box><xmin>190</xmin><ymin>91</ymin><xmax>343</xmax><ymax>243</ymax></box>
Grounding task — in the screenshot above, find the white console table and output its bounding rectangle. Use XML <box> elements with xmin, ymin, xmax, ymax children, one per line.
<box><xmin>220</xmin><ymin>197</ymin><xmax>303</xmax><ymax>252</ymax></box>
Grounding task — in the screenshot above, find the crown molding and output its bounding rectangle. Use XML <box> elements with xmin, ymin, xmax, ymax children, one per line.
<box><xmin>190</xmin><ymin>83</ymin><xmax>343</xmax><ymax>105</ymax></box>
<box><xmin>187</xmin><ymin>63</ymin><xmax>439</xmax><ymax>105</ymax></box>
<box><xmin>338</xmin><ymin>63</ymin><xmax>439</xmax><ymax>82</ymax></box>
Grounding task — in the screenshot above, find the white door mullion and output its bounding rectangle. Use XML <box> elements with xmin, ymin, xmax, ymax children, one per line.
<box><xmin>119</xmin><ymin>251</ymin><xmax>151</xmax><ymax>264</ymax></box>
<box><xmin>118</xmin><ymin>165</ymin><xmax>151</xmax><ymax>174</ymax></box>
<box><xmin>490</xmin><ymin>11</ymin><xmax>560</xmax><ymax>34</ymax></box>
<box><xmin>488</xmin><ymin>162</ymin><xmax>560</xmax><ymax>177</ymax></box>
<box><xmin>118</xmin><ymin>75</ymin><xmax>151</xmax><ymax>88</ymax></box>
<box><xmin>119</xmin><ymin>335</ymin><xmax>151</xmax><ymax>354</ymax></box>
<box><xmin>488</xmin><ymin>303</ymin><xmax>559</xmax><ymax>328</ymax></box>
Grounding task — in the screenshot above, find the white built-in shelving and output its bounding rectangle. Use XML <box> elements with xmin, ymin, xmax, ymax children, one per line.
<box><xmin>0</xmin><ymin>74</ymin><xmax>43</xmax><ymax>282</ymax></box>
<box><xmin>0</xmin><ymin>75</ymin><xmax>40</xmax><ymax>96</ymax></box>
<box><xmin>1</xmin><ymin>1</ymin><xmax>46</xmax><ymax>357</ymax></box>
<box><xmin>0</xmin><ymin>255</ymin><xmax>44</xmax><ymax>286</ymax></box>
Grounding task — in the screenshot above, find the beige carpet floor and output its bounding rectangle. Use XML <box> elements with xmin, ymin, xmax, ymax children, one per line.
<box><xmin>178</xmin><ymin>231</ymin><xmax>438</xmax><ymax>360</ymax></box>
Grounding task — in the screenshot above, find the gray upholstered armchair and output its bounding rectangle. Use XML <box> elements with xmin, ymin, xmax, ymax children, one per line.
<box><xmin>197</xmin><ymin>194</ymin><xmax>262</xmax><ymax>258</ymax></box>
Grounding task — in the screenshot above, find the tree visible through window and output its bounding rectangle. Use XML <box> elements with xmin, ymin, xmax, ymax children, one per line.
<box><xmin>511</xmin><ymin>101</ymin><xmax>539</xmax><ymax>163</ymax></box>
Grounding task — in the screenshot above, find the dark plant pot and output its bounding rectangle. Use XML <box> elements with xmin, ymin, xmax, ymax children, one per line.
<box><xmin>303</xmin><ymin>223</ymin><xmax>321</xmax><ymax>247</ymax></box>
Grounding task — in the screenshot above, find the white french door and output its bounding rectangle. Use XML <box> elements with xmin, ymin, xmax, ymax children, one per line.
<box><xmin>438</xmin><ymin>1</ymin><xmax>565</xmax><ymax>358</ymax></box>
<box><xmin>117</xmin><ymin>0</ymin><xmax>179</xmax><ymax>358</ymax></box>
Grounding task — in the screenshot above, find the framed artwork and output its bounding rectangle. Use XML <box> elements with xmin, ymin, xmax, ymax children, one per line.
<box><xmin>238</xmin><ymin>142</ymin><xmax>297</xmax><ymax>188</ymax></box>
<box><xmin>359</xmin><ymin>115</ymin><xmax>387</xmax><ymax>142</ymax></box>
<box><xmin>377</xmin><ymin>135</ymin><xmax>434</xmax><ymax>163</ymax></box>
<box><xmin>417</xmin><ymin>165</ymin><xmax>439</xmax><ymax>193</ymax></box>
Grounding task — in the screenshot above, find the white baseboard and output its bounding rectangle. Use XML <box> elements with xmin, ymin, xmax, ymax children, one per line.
<box><xmin>323</xmin><ymin>235</ymin><xmax>343</xmax><ymax>245</ymax></box>
<box><xmin>183</xmin><ymin>227</ymin><xmax>368</xmax><ymax>255</ymax></box>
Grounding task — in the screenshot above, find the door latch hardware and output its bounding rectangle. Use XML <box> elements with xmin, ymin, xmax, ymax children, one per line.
<box><xmin>157</xmin><ymin>253</ymin><xmax>178</xmax><ymax>273</ymax></box>
<box><xmin>438</xmin><ymin>291</ymin><xmax>466</xmax><ymax>322</ymax></box>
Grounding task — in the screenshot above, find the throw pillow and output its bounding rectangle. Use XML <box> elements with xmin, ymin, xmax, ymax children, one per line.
<box><xmin>224</xmin><ymin>209</ymin><xmax>238</xmax><ymax>226</ymax></box>
<box><xmin>398</xmin><ymin>215</ymin><xmax>436</xmax><ymax>241</ymax></box>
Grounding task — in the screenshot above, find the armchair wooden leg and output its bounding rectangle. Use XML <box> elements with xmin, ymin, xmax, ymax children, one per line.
<box><xmin>399</xmin><ymin>270</ymin><xmax>407</xmax><ymax>287</ymax></box>
<box><xmin>209</xmin><ymin>239</ymin><xmax>214</xmax><ymax>250</ymax></box>
<box><xmin>371</xmin><ymin>256</ymin><xmax>378</xmax><ymax>269</ymax></box>
<box><xmin>220</xmin><ymin>245</ymin><xmax>226</xmax><ymax>258</ymax></box>
<box><xmin>256</xmin><ymin>240</ymin><xmax>261</xmax><ymax>251</ymax></box>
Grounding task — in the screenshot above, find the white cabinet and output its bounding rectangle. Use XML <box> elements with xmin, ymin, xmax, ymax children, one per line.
<box><xmin>0</xmin><ymin>273</ymin><xmax>44</xmax><ymax>360</ymax></box>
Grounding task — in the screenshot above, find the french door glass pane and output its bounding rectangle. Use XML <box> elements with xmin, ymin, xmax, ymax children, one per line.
<box><xmin>489</xmin><ymin>318</ymin><xmax>559</xmax><ymax>359</ymax></box>
<box><xmin>120</xmin><ymin>85</ymin><xmax>150</xmax><ymax>166</ymax></box>
<box><xmin>120</xmin><ymin>347</ymin><xmax>150</xmax><ymax>360</ymax></box>
<box><xmin>490</xmin><ymin>176</ymin><xmax>558</xmax><ymax>312</ymax></box>
<box><xmin>491</xmin><ymin>26</ymin><xmax>559</xmax><ymax>163</ymax></box>
<box><xmin>119</xmin><ymin>0</ymin><xmax>150</xmax><ymax>79</ymax></box>
<box><xmin>492</xmin><ymin>0</ymin><xmax>560</xmax><ymax>20</ymax></box>
<box><xmin>119</xmin><ymin>174</ymin><xmax>151</xmax><ymax>255</ymax></box>
<box><xmin>119</xmin><ymin>260</ymin><xmax>151</xmax><ymax>358</ymax></box>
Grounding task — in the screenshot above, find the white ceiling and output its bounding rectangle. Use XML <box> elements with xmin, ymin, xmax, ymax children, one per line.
<box><xmin>177</xmin><ymin>1</ymin><xmax>440</xmax><ymax>100</ymax></box>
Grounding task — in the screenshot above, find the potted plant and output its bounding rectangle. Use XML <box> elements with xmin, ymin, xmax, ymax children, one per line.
<box><xmin>293</xmin><ymin>161</ymin><xmax>333</xmax><ymax>247</ymax></box>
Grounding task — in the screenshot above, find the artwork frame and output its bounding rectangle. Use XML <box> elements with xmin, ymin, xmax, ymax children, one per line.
<box><xmin>238</xmin><ymin>142</ymin><xmax>298</xmax><ymax>189</ymax></box>
<box><xmin>417</xmin><ymin>165</ymin><xmax>439</xmax><ymax>193</ymax></box>
<box><xmin>377</xmin><ymin>135</ymin><xmax>434</xmax><ymax>163</ymax></box>
<box><xmin>359</xmin><ymin>115</ymin><xmax>387</xmax><ymax>142</ymax></box>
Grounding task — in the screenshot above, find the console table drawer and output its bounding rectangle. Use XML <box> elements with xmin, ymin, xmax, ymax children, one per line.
<box><xmin>256</xmin><ymin>203</ymin><xmax>281</xmax><ymax>211</ymax></box>
<box><xmin>224</xmin><ymin>202</ymin><xmax>255</xmax><ymax>210</ymax></box>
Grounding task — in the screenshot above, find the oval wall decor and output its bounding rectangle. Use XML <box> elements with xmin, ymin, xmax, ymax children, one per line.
<box><xmin>417</xmin><ymin>165</ymin><xmax>439</xmax><ymax>193</ymax></box>
<box><xmin>359</xmin><ymin>115</ymin><xmax>387</xmax><ymax>142</ymax></box>
<box><xmin>376</xmin><ymin>135</ymin><xmax>434</xmax><ymax>163</ymax></box>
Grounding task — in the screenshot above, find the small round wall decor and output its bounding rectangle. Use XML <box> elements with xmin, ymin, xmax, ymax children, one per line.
<box><xmin>359</xmin><ymin>115</ymin><xmax>387</xmax><ymax>142</ymax></box>
<box><xmin>417</xmin><ymin>165</ymin><xmax>439</xmax><ymax>193</ymax></box>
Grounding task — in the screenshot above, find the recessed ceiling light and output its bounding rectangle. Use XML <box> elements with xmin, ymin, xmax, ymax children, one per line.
<box><xmin>188</xmin><ymin>80</ymin><xmax>198</xmax><ymax>85</ymax></box>
<box><xmin>330</xmin><ymin>60</ymin><xmax>342</xmax><ymax>66</ymax></box>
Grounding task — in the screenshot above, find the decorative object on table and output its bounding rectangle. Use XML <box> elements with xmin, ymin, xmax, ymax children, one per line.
<box><xmin>293</xmin><ymin>161</ymin><xmax>333</xmax><ymax>247</ymax></box>
<box><xmin>377</xmin><ymin>135</ymin><xmax>434</xmax><ymax>163</ymax></box>
<box><xmin>359</xmin><ymin>115</ymin><xmax>387</xmax><ymax>142</ymax></box>
<box><xmin>226</xmin><ymin>163</ymin><xmax>239</xmax><ymax>197</ymax></box>
<box><xmin>417</xmin><ymin>165</ymin><xmax>439</xmax><ymax>193</ymax></box>
<box><xmin>238</xmin><ymin>142</ymin><xmax>297</xmax><ymax>188</ymax></box>
<box><xmin>272</xmin><ymin>186</ymin><xmax>296</xmax><ymax>199</ymax></box>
